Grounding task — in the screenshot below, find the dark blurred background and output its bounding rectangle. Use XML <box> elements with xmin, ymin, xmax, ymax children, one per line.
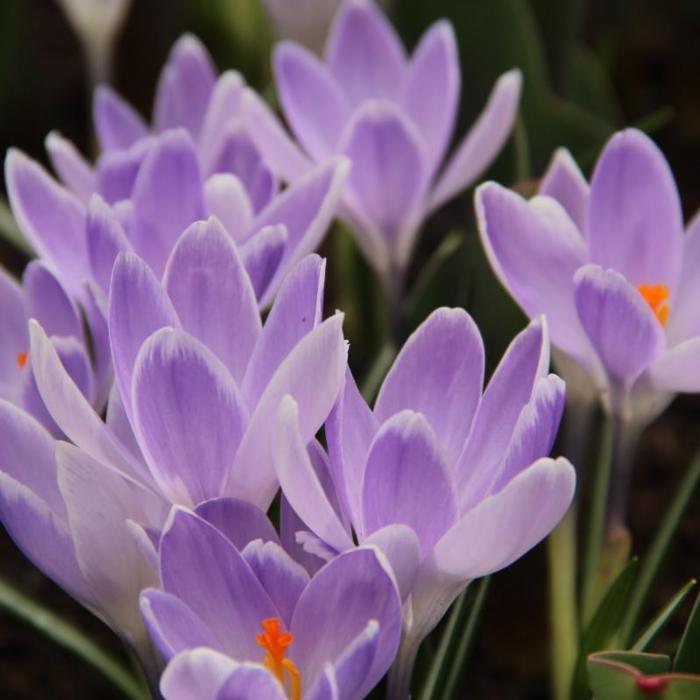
<box><xmin>0</xmin><ymin>1</ymin><xmax>699</xmax><ymax>698</ymax></box>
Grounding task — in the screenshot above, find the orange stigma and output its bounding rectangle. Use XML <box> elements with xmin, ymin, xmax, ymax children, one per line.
<box><xmin>16</xmin><ymin>351</ymin><xmax>28</xmax><ymax>369</ymax></box>
<box><xmin>256</xmin><ymin>618</ymin><xmax>301</xmax><ymax>700</ymax></box>
<box><xmin>637</xmin><ymin>284</ymin><xmax>670</xmax><ymax>327</ymax></box>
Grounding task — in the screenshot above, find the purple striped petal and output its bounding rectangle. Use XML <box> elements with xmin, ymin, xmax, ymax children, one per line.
<box><xmin>93</xmin><ymin>85</ymin><xmax>149</xmax><ymax>151</ymax></box>
<box><xmin>160</xmin><ymin>649</ymin><xmax>238</xmax><ymax>700</ymax></box>
<box><xmin>539</xmin><ymin>148</ymin><xmax>589</xmax><ymax>233</ymax></box>
<box><xmin>45</xmin><ymin>132</ymin><xmax>95</xmax><ymax>203</ymax></box>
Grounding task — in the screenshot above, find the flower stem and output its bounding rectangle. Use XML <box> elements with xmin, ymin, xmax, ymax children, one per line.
<box><xmin>547</xmin><ymin>506</ymin><xmax>579</xmax><ymax>700</ymax></box>
<box><xmin>0</xmin><ymin>575</ymin><xmax>149</xmax><ymax>700</ymax></box>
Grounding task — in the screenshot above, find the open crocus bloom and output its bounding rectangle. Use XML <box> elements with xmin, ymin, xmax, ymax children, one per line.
<box><xmin>244</xmin><ymin>0</ymin><xmax>521</xmax><ymax>290</ymax></box>
<box><xmin>273</xmin><ymin>308</ymin><xmax>575</xmax><ymax>696</ymax></box>
<box><xmin>476</xmin><ymin>128</ymin><xmax>700</xmax><ymax>427</ymax></box>
<box><xmin>142</xmin><ymin>507</ymin><xmax>402</xmax><ymax>700</ymax></box>
<box><xmin>0</xmin><ymin>235</ymin><xmax>345</xmax><ymax>667</ymax></box>
<box><xmin>6</xmin><ymin>35</ymin><xmax>348</xmax><ymax>308</ymax></box>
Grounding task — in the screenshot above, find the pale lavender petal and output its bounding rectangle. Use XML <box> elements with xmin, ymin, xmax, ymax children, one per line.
<box><xmin>667</xmin><ymin>213</ymin><xmax>700</xmax><ymax>343</ymax></box>
<box><xmin>45</xmin><ymin>132</ymin><xmax>95</xmax><ymax>203</ymax></box>
<box><xmin>240</xmin><ymin>224</ymin><xmax>288</xmax><ymax>302</ymax></box>
<box><xmin>229</xmin><ymin>314</ymin><xmax>346</xmax><ymax>510</ymax></box>
<box><xmin>433</xmin><ymin>457</ymin><xmax>575</xmax><ymax>579</ymax></box>
<box><xmin>203</xmin><ymin>174</ymin><xmax>254</xmax><ymax>242</ymax></box>
<box><xmin>5</xmin><ymin>149</ymin><xmax>87</xmax><ymax>295</ymax></box>
<box><xmin>206</xmin><ymin>129</ymin><xmax>265</xmax><ymax>195</ymax></box>
<box><xmin>215</xmin><ymin>666</ymin><xmax>287</xmax><ymax>700</ymax></box>
<box><xmin>0</xmin><ymin>268</ymin><xmax>28</xmax><ymax>397</ymax></box>
<box><xmin>539</xmin><ymin>148</ymin><xmax>589</xmax><ymax>233</ymax></box>
<box><xmin>140</xmin><ymin>590</ymin><xmax>219</xmax><ymax>659</ymax></box>
<box><xmin>273</xmin><ymin>396</ymin><xmax>353</xmax><ymax>552</ymax></box>
<box><xmin>23</xmin><ymin>261</ymin><xmax>83</xmax><ymax>341</ymax></box>
<box><xmin>291</xmin><ymin>546</ymin><xmax>401</xmax><ymax>698</ymax></box>
<box><xmin>338</xmin><ymin>102</ymin><xmax>427</xmax><ymax>261</ymax></box>
<box><xmin>375</xmin><ymin>307</ymin><xmax>484</xmax><ymax>465</ymax></box>
<box><xmin>93</xmin><ymin>85</ymin><xmax>149</xmax><ymax>151</ymax></box>
<box><xmin>326</xmin><ymin>0</ymin><xmax>406</xmax><ymax>105</ymax></box>
<box><xmin>274</xmin><ymin>42</ymin><xmax>350</xmax><ymax>160</ymax></box>
<box><xmin>362</xmin><ymin>411</ymin><xmax>457</xmax><ymax>556</ymax></box>
<box><xmin>195</xmin><ymin>497</ymin><xmax>280</xmax><ymax>550</ymax></box>
<box><xmin>430</xmin><ymin>69</ymin><xmax>522</xmax><ymax>212</ymax></box>
<box><xmin>280</xmin><ymin>495</ymin><xmax>326</xmax><ymax>576</ymax></box>
<box><xmin>241</xmin><ymin>539</ymin><xmax>309</xmax><ymax>627</ymax></box>
<box><xmin>82</xmin><ymin>283</ymin><xmax>113</xmax><ymax>409</ymax></box>
<box><xmin>109</xmin><ymin>251</ymin><xmax>180</xmax><ymax>414</ymax></box>
<box><xmin>159</xmin><ymin>508</ymin><xmax>279</xmax><ymax>659</ymax></box>
<box><xmin>242</xmin><ymin>254</ymin><xmax>324</xmax><ymax>406</ymax></box>
<box><xmin>646</xmin><ymin>337</ymin><xmax>700</xmax><ymax>393</ymax></box>
<box><xmin>132</xmin><ymin>328</ymin><xmax>248</xmax><ymax>505</ymax></box>
<box><xmin>86</xmin><ymin>194</ymin><xmax>133</xmax><ymax>294</ymax></box>
<box><xmin>475</xmin><ymin>183</ymin><xmax>590</xmax><ymax>363</ymax></box>
<box><xmin>455</xmin><ymin>318</ymin><xmax>549</xmax><ymax>506</ymax></box>
<box><xmin>106</xmin><ymin>383</ymin><xmax>143</xmax><ymax>460</ymax></box>
<box><xmin>130</xmin><ymin>129</ymin><xmax>205</xmax><ymax>273</ymax></box>
<box><xmin>305</xmin><ymin>666</ymin><xmax>338</xmax><ymax>700</ymax></box>
<box><xmin>96</xmin><ymin>137</ymin><xmax>154</xmax><ymax>204</ymax></box>
<box><xmin>331</xmin><ymin>621</ymin><xmax>379</xmax><ymax>700</ymax></box>
<box><xmin>251</xmin><ymin>160</ymin><xmax>348</xmax><ymax>305</ymax></box>
<box><xmin>400</xmin><ymin>20</ymin><xmax>460</xmax><ymax>174</ymax></box>
<box><xmin>153</xmin><ymin>35</ymin><xmax>217</xmax><ymax>139</ymax></box>
<box><xmin>588</xmin><ymin>129</ymin><xmax>683</xmax><ymax>289</ymax></box>
<box><xmin>164</xmin><ymin>218</ymin><xmax>261</xmax><ymax>386</ymax></box>
<box><xmin>574</xmin><ymin>264</ymin><xmax>666</xmax><ymax>385</ymax></box>
<box><xmin>326</xmin><ymin>367</ymin><xmax>377</xmax><ymax>530</ymax></box>
<box><xmin>160</xmin><ymin>649</ymin><xmax>239</xmax><ymax>700</ymax></box>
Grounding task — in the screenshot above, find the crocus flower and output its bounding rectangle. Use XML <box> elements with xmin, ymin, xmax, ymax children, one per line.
<box><xmin>476</xmin><ymin>129</ymin><xmax>700</xmax><ymax>433</ymax></box>
<box><xmin>245</xmin><ymin>0</ymin><xmax>522</xmax><ymax>297</ymax></box>
<box><xmin>273</xmin><ymin>308</ymin><xmax>576</xmax><ymax>698</ymax></box>
<box><xmin>141</xmin><ymin>507</ymin><xmax>402</xmax><ymax>700</ymax></box>
<box><xmin>0</xmin><ymin>234</ymin><xmax>346</xmax><ymax>669</ymax></box>
<box><xmin>6</xmin><ymin>34</ymin><xmax>348</xmax><ymax>307</ymax></box>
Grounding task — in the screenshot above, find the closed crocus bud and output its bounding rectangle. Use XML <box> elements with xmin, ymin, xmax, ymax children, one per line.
<box><xmin>56</xmin><ymin>0</ymin><xmax>132</xmax><ymax>84</ymax></box>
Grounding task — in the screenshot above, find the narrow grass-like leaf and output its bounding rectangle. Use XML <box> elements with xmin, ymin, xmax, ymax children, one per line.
<box><xmin>674</xmin><ymin>593</ymin><xmax>700</xmax><ymax>673</ymax></box>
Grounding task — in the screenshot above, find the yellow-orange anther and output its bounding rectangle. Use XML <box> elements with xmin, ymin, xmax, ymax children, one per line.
<box><xmin>256</xmin><ymin>618</ymin><xmax>301</xmax><ymax>700</ymax></box>
<box><xmin>16</xmin><ymin>351</ymin><xmax>28</xmax><ymax>369</ymax></box>
<box><xmin>637</xmin><ymin>284</ymin><xmax>670</xmax><ymax>327</ymax></box>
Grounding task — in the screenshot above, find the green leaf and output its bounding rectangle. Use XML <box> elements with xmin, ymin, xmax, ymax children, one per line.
<box><xmin>674</xmin><ymin>593</ymin><xmax>700</xmax><ymax>674</ymax></box>
<box><xmin>592</xmin><ymin>651</ymin><xmax>671</xmax><ymax>675</ymax></box>
<box><xmin>572</xmin><ymin>559</ymin><xmax>638</xmax><ymax>700</ymax></box>
<box><xmin>632</xmin><ymin>580</ymin><xmax>697</xmax><ymax>652</ymax></box>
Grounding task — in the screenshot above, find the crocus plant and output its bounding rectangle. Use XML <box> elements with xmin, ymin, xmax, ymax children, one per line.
<box><xmin>245</xmin><ymin>0</ymin><xmax>522</xmax><ymax>302</ymax></box>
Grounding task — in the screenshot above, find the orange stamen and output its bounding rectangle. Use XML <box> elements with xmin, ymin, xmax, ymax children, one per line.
<box><xmin>256</xmin><ymin>618</ymin><xmax>301</xmax><ymax>700</ymax></box>
<box><xmin>16</xmin><ymin>351</ymin><xmax>28</xmax><ymax>369</ymax></box>
<box><xmin>637</xmin><ymin>284</ymin><xmax>670</xmax><ymax>327</ymax></box>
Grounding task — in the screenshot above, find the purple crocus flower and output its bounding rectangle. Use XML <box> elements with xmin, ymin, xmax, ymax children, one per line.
<box><xmin>273</xmin><ymin>308</ymin><xmax>576</xmax><ymax>698</ymax></box>
<box><xmin>0</xmin><ymin>234</ymin><xmax>345</xmax><ymax>666</ymax></box>
<box><xmin>476</xmin><ymin>128</ymin><xmax>700</xmax><ymax>431</ymax></box>
<box><xmin>6</xmin><ymin>34</ymin><xmax>348</xmax><ymax>307</ymax></box>
<box><xmin>245</xmin><ymin>0</ymin><xmax>522</xmax><ymax>296</ymax></box>
<box><xmin>141</xmin><ymin>507</ymin><xmax>402</xmax><ymax>700</ymax></box>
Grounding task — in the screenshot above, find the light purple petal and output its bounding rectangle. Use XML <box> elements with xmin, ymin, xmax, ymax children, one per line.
<box><xmin>667</xmin><ymin>213</ymin><xmax>700</xmax><ymax>343</ymax></box>
<box><xmin>159</xmin><ymin>508</ymin><xmax>279</xmax><ymax>659</ymax></box>
<box><xmin>109</xmin><ymin>251</ymin><xmax>181</xmax><ymax>415</ymax></box>
<box><xmin>291</xmin><ymin>546</ymin><xmax>401</xmax><ymax>698</ymax></box>
<box><xmin>305</xmin><ymin>666</ymin><xmax>338</xmax><ymax>700</ymax></box>
<box><xmin>280</xmin><ymin>495</ymin><xmax>326</xmax><ymax>576</ymax></box>
<box><xmin>93</xmin><ymin>85</ymin><xmax>149</xmax><ymax>151</ymax></box>
<box><xmin>574</xmin><ymin>264</ymin><xmax>666</xmax><ymax>386</ymax></box>
<box><xmin>433</xmin><ymin>457</ymin><xmax>575</xmax><ymax>579</ymax></box>
<box><xmin>538</xmin><ymin>148</ymin><xmax>589</xmax><ymax>233</ymax></box>
<box><xmin>153</xmin><ymin>35</ymin><xmax>217</xmax><ymax>139</ymax></box>
<box><xmin>242</xmin><ymin>254</ymin><xmax>324</xmax><ymax>406</ymax></box>
<box><xmin>325</xmin><ymin>0</ymin><xmax>406</xmax><ymax>105</ymax></box>
<box><xmin>132</xmin><ymin>328</ymin><xmax>248</xmax><ymax>505</ymax></box>
<box><xmin>646</xmin><ymin>337</ymin><xmax>700</xmax><ymax>393</ymax></box>
<box><xmin>240</xmin><ymin>224</ymin><xmax>288</xmax><ymax>302</ymax></box>
<box><xmin>206</xmin><ymin>129</ymin><xmax>265</xmax><ymax>197</ymax></box>
<box><xmin>195</xmin><ymin>497</ymin><xmax>280</xmax><ymax>551</ymax></box>
<box><xmin>0</xmin><ymin>268</ymin><xmax>28</xmax><ymax>398</ymax></box>
<box><xmin>273</xmin><ymin>396</ymin><xmax>353</xmax><ymax>552</ymax></box>
<box><xmin>362</xmin><ymin>411</ymin><xmax>457</xmax><ymax>556</ymax></box>
<box><xmin>331</xmin><ymin>620</ymin><xmax>379</xmax><ymax>700</ymax></box>
<box><xmin>455</xmin><ymin>317</ymin><xmax>549</xmax><ymax>507</ymax></box>
<box><xmin>164</xmin><ymin>217</ymin><xmax>261</xmax><ymax>386</ymax></box>
<box><xmin>400</xmin><ymin>20</ymin><xmax>460</xmax><ymax>175</ymax></box>
<box><xmin>228</xmin><ymin>313</ymin><xmax>346</xmax><ymax>510</ymax></box>
<box><xmin>203</xmin><ymin>174</ymin><xmax>254</xmax><ymax>242</ymax></box>
<box><xmin>130</xmin><ymin>129</ymin><xmax>205</xmax><ymax>273</ymax></box>
<box><xmin>215</xmin><ymin>665</ymin><xmax>287</xmax><ymax>700</ymax></box>
<box><xmin>587</xmin><ymin>128</ymin><xmax>683</xmax><ymax>289</ymax></box>
<box><xmin>82</xmin><ymin>284</ymin><xmax>113</xmax><ymax>411</ymax></box>
<box><xmin>160</xmin><ymin>648</ymin><xmax>238</xmax><ymax>700</ymax></box>
<box><xmin>45</xmin><ymin>132</ymin><xmax>95</xmax><ymax>203</ymax></box>
<box><xmin>375</xmin><ymin>307</ymin><xmax>484</xmax><ymax>465</ymax></box>
<box><xmin>274</xmin><ymin>42</ymin><xmax>350</xmax><ymax>160</ymax></box>
<box><xmin>475</xmin><ymin>183</ymin><xmax>591</xmax><ymax>363</ymax></box>
<box><xmin>5</xmin><ymin>149</ymin><xmax>87</xmax><ymax>295</ymax></box>
<box><xmin>96</xmin><ymin>136</ymin><xmax>154</xmax><ymax>204</ymax></box>
<box><xmin>431</xmin><ymin>69</ymin><xmax>522</xmax><ymax>212</ymax></box>
<box><xmin>241</xmin><ymin>539</ymin><xmax>310</xmax><ymax>627</ymax></box>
